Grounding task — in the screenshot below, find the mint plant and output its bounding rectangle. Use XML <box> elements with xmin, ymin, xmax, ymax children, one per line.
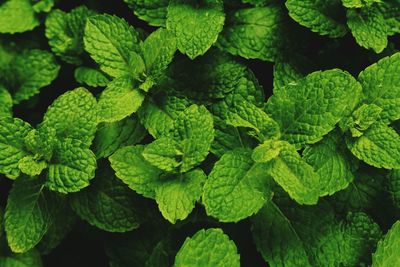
<box><xmin>0</xmin><ymin>0</ymin><xmax>400</xmax><ymax>266</ymax></box>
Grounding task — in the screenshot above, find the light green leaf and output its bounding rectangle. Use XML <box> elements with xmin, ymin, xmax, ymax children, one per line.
<box><xmin>285</xmin><ymin>0</ymin><xmax>348</xmax><ymax>38</ymax></box>
<box><xmin>341</xmin><ymin>103</ymin><xmax>383</xmax><ymax>137</ymax></box>
<box><xmin>45</xmin><ymin>6</ymin><xmax>96</xmax><ymax>65</ymax></box>
<box><xmin>46</xmin><ymin>139</ymin><xmax>97</xmax><ymax>193</ymax></box>
<box><xmin>0</xmin><ymin>87</ymin><xmax>12</xmax><ymax>118</ymax></box>
<box><xmin>124</xmin><ymin>0</ymin><xmax>168</xmax><ymax>26</ymax></box>
<box><xmin>358</xmin><ymin>52</ymin><xmax>400</xmax><ymax>123</ymax></box>
<box><xmin>203</xmin><ymin>148</ymin><xmax>271</xmax><ymax>222</ymax></box>
<box><xmin>74</xmin><ymin>67</ymin><xmax>110</xmax><ymax>87</ymax></box>
<box><xmin>0</xmin><ymin>0</ymin><xmax>39</xmax><ymax>34</ymax></box>
<box><xmin>143</xmin><ymin>137</ymin><xmax>182</xmax><ymax>172</ymax></box>
<box><xmin>347</xmin><ymin>123</ymin><xmax>400</xmax><ymax>169</ymax></box>
<box><xmin>97</xmin><ymin>77</ymin><xmax>145</xmax><ymax>123</ymax></box>
<box><xmin>84</xmin><ymin>14</ymin><xmax>142</xmax><ymax>78</ymax></box>
<box><xmin>155</xmin><ymin>169</ymin><xmax>206</xmax><ymax>223</ymax></box>
<box><xmin>71</xmin><ymin>166</ymin><xmax>142</xmax><ymax>232</ymax></box>
<box><xmin>173</xmin><ymin>105</ymin><xmax>214</xmax><ymax>172</ymax></box>
<box><xmin>372</xmin><ymin>221</ymin><xmax>400</xmax><ymax>267</ymax></box>
<box><xmin>94</xmin><ymin>116</ymin><xmax>146</xmax><ymax>159</ymax></box>
<box><xmin>32</xmin><ymin>0</ymin><xmax>54</xmax><ymax>13</ymax></box>
<box><xmin>303</xmin><ymin>131</ymin><xmax>355</xmax><ymax>196</ymax></box>
<box><xmin>174</xmin><ymin>228</ymin><xmax>240</xmax><ymax>267</ymax></box>
<box><xmin>342</xmin><ymin>0</ymin><xmax>381</xmax><ymax>8</ymax></box>
<box><xmin>24</xmin><ymin>126</ymin><xmax>57</xmax><ymax>161</ymax></box>
<box><xmin>217</xmin><ymin>6</ymin><xmax>286</xmax><ymax>62</ymax></box>
<box><xmin>0</xmin><ymin>118</ymin><xmax>33</xmax><ymax>179</ymax></box>
<box><xmin>266</xmin><ymin>141</ymin><xmax>320</xmax><ymax>205</ymax></box>
<box><xmin>166</xmin><ymin>0</ymin><xmax>225</xmax><ymax>59</ymax></box>
<box><xmin>266</xmin><ymin>69</ymin><xmax>362</xmax><ymax>148</ymax></box>
<box><xmin>252</xmin><ymin>140</ymin><xmax>286</xmax><ymax>163</ymax></box>
<box><xmin>10</xmin><ymin>49</ymin><xmax>60</xmax><ymax>104</ymax></box>
<box><xmin>5</xmin><ymin>177</ymin><xmax>53</xmax><ymax>253</ymax></box>
<box><xmin>18</xmin><ymin>156</ymin><xmax>47</xmax><ymax>177</ymax></box>
<box><xmin>41</xmin><ymin>87</ymin><xmax>97</xmax><ymax>147</ymax></box>
<box><xmin>109</xmin><ymin>145</ymin><xmax>162</xmax><ymax>199</ymax></box>
<box><xmin>347</xmin><ymin>6</ymin><xmax>388</xmax><ymax>53</ymax></box>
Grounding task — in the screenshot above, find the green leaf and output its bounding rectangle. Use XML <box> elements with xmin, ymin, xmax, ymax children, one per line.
<box><xmin>45</xmin><ymin>6</ymin><xmax>96</xmax><ymax>65</ymax></box>
<box><xmin>341</xmin><ymin>103</ymin><xmax>383</xmax><ymax>137</ymax></box>
<box><xmin>388</xmin><ymin>170</ymin><xmax>400</xmax><ymax>209</ymax></box>
<box><xmin>109</xmin><ymin>145</ymin><xmax>162</xmax><ymax>199</ymax></box>
<box><xmin>358</xmin><ymin>52</ymin><xmax>400</xmax><ymax>123</ymax></box>
<box><xmin>71</xmin><ymin>166</ymin><xmax>142</xmax><ymax>232</ymax></box>
<box><xmin>347</xmin><ymin>6</ymin><xmax>388</xmax><ymax>53</ymax></box>
<box><xmin>10</xmin><ymin>49</ymin><xmax>60</xmax><ymax>104</ymax></box>
<box><xmin>285</xmin><ymin>0</ymin><xmax>348</xmax><ymax>38</ymax></box>
<box><xmin>252</xmin><ymin>140</ymin><xmax>286</xmax><ymax>163</ymax></box>
<box><xmin>166</xmin><ymin>0</ymin><xmax>225</xmax><ymax>59</ymax></box>
<box><xmin>342</xmin><ymin>0</ymin><xmax>381</xmax><ymax>8</ymax></box>
<box><xmin>74</xmin><ymin>67</ymin><xmax>110</xmax><ymax>87</ymax></box>
<box><xmin>24</xmin><ymin>126</ymin><xmax>57</xmax><ymax>161</ymax></box>
<box><xmin>217</xmin><ymin>6</ymin><xmax>286</xmax><ymax>62</ymax></box>
<box><xmin>251</xmin><ymin>201</ymin><xmax>312</xmax><ymax>267</ymax></box>
<box><xmin>143</xmin><ymin>137</ymin><xmax>182</xmax><ymax>172</ymax></box>
<box><xmin>172</xmin><ymin>105</ymin><xmax>214</xmax><ymax>172</ymax></box>
<box><xmin>347</xmin><ymin>123</ymin><xmax>400</xmax><ymax>169</ymax></box>
<box><xmin>124</xmin><ymin>0</ymin><xmax>168</xmax><ymax>26</ymax></box>
<box><xmin>0</xmin><ymin>0</ymin><xmax>39</xmax><ymax>34</ymax></box>
<box><xmin>155</xmin><ymin>169</ymin><xmax>206</xmax><ymax>223</ymax></box>
<box><xmin>94</xmin><ymin>116</ymin><xmax>146</xmax><ymax>159</ymax></box>
<box><xmin>18</xmin><ymin>156</ymin><xmax>47</xmax><ymax>177</ymax></box>
<box><xmin>0</xmin><ymin>249</ymin><xmax>43</xmax><ymax>267</ymax></box>
<box><xmin>41</xmin><ymin>88</ymin><xmax>97</xmax><ymax>147</ymax></box>
<box><xmin>84</xmin><ymin>14</ymin><xmax>142</xmax><ymax>78</ymax></box>
<box><xmin>32</xmin><ymin>0</ymin><xmax>54</xmax><ymax>13</ymax></box>
<box><xmin>97</xmin><ymin>77</ymin><xmax>145</xmax><ymax>123</ymax></box>
<box><xmin>46</xmin><ymin>139</ymin><xmax>97</xmax><ymax>193</ymax></box>
<box><xmin>266</xmin><ymin>69</ymin><xmax>362</xmax><ymax>148</ymax></box>
<box><xmin>0</xmin><ymin>87</ymin><xmax>12</xmax><ymax>118</ymax></box>
<box><xmin>303</xmin><ymin>131</ymin><xmax>355</xmax><ymax>196</ymax></box>
<box><xmin>372</xmin><ymin>221</ymin><xmax>400</xmax><ymax>267</ymax></box>
<box><xmin>203</xmin><ymin>148</ymin><xmax>271</xmax><ymax>222</ymax></box>
<box><xmin>5</xmin><ymin>177</ymin><xmax>53</xmax><ymax>253</ymax></box>
<box><xmin>174</xmin><ymin>228</ymin><xmax>240</xmax><ymax>267</ymax></box>
<box><xmin>0</xmin><ymin>118</ymin><xmax>33</xmax><ymax>179</ymax></box>
<box><xmin>266</xmin><ymin>141</ymin><xmax>320</xmax><ymax>205</ymax></box>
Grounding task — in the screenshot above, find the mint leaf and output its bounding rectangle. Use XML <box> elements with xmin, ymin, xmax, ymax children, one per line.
<box><xmin>71</xmin><ymin>166</ymin><xmax>142</xmax><ymax>232</ymax></box>
<box><xmin>46</xmin><ymin>139</ymin><xmax>97</xmax><ymax>193</ymax></box>
<box><xmin>124</xmin><ymin>0</ymin><xmax>168</xmax><ymax>26</ymax></box>
<box><xmin>388</xmin><ymin>170</ymin><xmax>400</xmax><ymax>209</ymax></box>
<box><xmin>5</xmin><ymin>177</ymin><xmax>53</xmax><ymax>253</ymax></box>
<box><xmin>174</xmin><ymin>228</ymin><xmax>240</xmax><ymax>267</ymax></box>
<box><xmin>18</xmin><ymin>156</ymin><xmax>47</xmax><ymax>177</ymax></box>
<box><xmin>266</xmin><ymin>69</ymin><xmax>362</xmax><ymax>148</ymax></box>
<box><xmin>97</xmin><ymin>77</ymin><xmax>145</xmax><ymax>123</ymax></box>
<box><xmin>0</xmin><ymin>0</ymin><xmax>39</xmax><ymax>33</ymax></box>
<box><xmin>41</xmin><ymin>88</ymin><xmax>97</xmax><ymax>146</ymax></box>
<box><xmin>203</xmin><ymin>148</ymin><xmax>271</xmax><ymax>222</ymax></box>
<box><xmin>0</xmin><ymin>118</ymin><xmax>33</xmax><ymax>179</ymax></box>
<box><xmin>155</xmin><ymin>169</ymin><xmax>206</xmax><ymax>223</ymax></box>
<box><xmin>74</xmin><ymin>67</ymin><xmax>110</xmax><ymax>87</ymax></box>
<box><xmin>0</xmin><ymin>87</ymin><xmax>12</xmax><ymax>118</ymax></box>
<box><xmin>143</xmin><ymin>137</ymin><xmax>182</xmax><ymax>172</ymax></box>
<box><xmin>84</xmin><ymin>14</ymin><xmax>141</xmax><ymax>78</ymax></box>
<box><xmin>0</xmin><ymin>249</ymin><xmax>43</xmax><ymax>267</ymax></box>
<box><xmin>166</xmin><ymin>0</ymin><xmax>225</xmax><ymax>59</ymax></box>
<box><xmin>372</xmin><ymin>221</ymin><xmax>400</xmax><ymax>267</ymax></box>
<box><xmin>110</xmin><ymin>145</ymin><xmax>162</xmax><ymax>198</ymax></box>
<box><xmin>45</xmin><ymin>6</ymin><xmax>96</xmax><ymax>65</ymax></box>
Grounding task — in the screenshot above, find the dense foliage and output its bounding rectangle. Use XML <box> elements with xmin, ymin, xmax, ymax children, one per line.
<box><xmin>0</xmin><ymin>0</ymin><xmax>400</xmax><ymax>266</ymax></box>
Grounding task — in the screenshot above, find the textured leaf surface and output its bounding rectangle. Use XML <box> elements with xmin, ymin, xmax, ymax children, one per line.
<box><xmin>47</xmin><ymin>139</ymin><xmax>97</xmax><ymax>193</ymax></box>
<box><xmin>0</xmin><ymin>118</ymin><xmax>32</xmax><ymax>179</ymax></box>
<box><xmin>347</xmin><ymin>123</ymin><xmax>400</xmax><ymax>169</ymax></box>
<box><xmin>84</xmin><ymin>14</ymin><xmax>141</xmax><ymax>78</ymax></box>
<box><xmin>218</xmin><ymin>6</ymin><xmax>286</xmax><ymax>62</ymax></box>
<box><xmin>347</xmin><ymin>7</ymin><xmax>388</xmax><ymax>53</ymax></box>
<box><xmin>266</xmin><ymin>69</ymin><xmax>362</xmax><ymax>148</ymax></box>
<box><xmin>285</xmin><ymin>0</ymin><xmax>347</xmax><ymax>38</ymax></box>
<box><xmin>71</xmin><ymin>166</ymin><xmax>142</xmax><ymax>232</ymax></box>
<box><xmin>0</xmin><ymin>87</ymin><xmax>12</xmax><ymax>118</ymax></box>
<box><xmin>11</xmin><ymin>50</ymin><xmax>60</xmax><ymax>104</ymax></box>
<box><xmin>358</xmin><ymin>52</ymin><xmax>400</xmax><ymax>122</ymax></box>
<box><xmin>42</xmin><ymin>88</ymin><xmax>97</xmax><ymax>146</ymax></box>
<box><xmin>97</xmin><ymin>77</ymin><xmax>145</xmax><ymax>123</ymax></box>
<box><xmin>174</xmin><ymin>228</ymin><xmax>240</xmax><ymax>267</ymax></box>
<box><xmin>124</xmin><ymin>0</ymin><xmax>168</xmax><ymax>26</ymax></box>
<box><xmin>155</xmin><ymin>169</ymin><xmax>206</xmax><ymax>223</ymax></box>
<box><xmin>45</xmin><ymin>6</ymin><xmax>95</xmax><ymax>64</ymax></box>
<box><xmin>0</xmin><ymin>249</ymin><xmax>43</xmax><ymax>267</ymax></box>
<box><xmin>0</xmin><ymin>0</ymin><xmax>39</xmax><ymax>34</ymax></box>
<box><xmin>74</xmin><ymin>67</ymin><xmax>110</xmax><ymax>87</ymax></box>
<box><xmin>203</xmin><ymin>148</ymin><xmax>271</xmax><ymax>222</ymax></box>
<box><xmin>388</xmin><ymin>170</ymin><xmax>400</xmax><ymax>209</ymax></box>
<box><xmin>166</xmin><ymin>0</ymin><xmax>225</xmax><ymax>59</ymax></box>
<box><xmin>5</xmin><ymin>177</ymin><xmax>53</xmax><ymax>253</ymax></box>
<box><xmin>372</xmin><ymin>221</ymin><xmax>400</xmax><ymax>267</ymax></box>
<box><xmin>143</xmin><ymin>137</ymin><xmax>181</xmax><ymax>172</ymax></box>
<box><xmin>110</xmin><ymin>145</ymin><xmax>162</xmax><ymax>198</ymax></box>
